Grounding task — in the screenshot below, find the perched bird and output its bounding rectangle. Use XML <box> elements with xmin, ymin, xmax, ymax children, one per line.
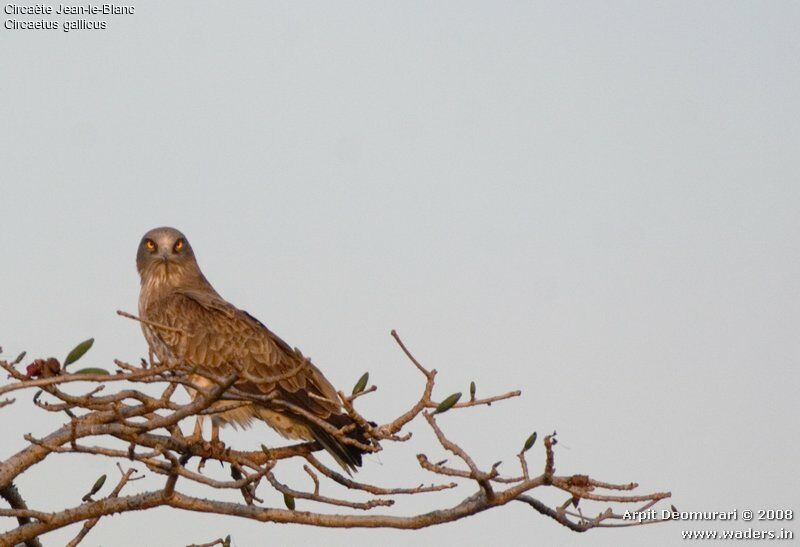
<box><xmin>135</xmin><ymin>226</ymin><xmax>370</xmax><ymax>473</ymax></box>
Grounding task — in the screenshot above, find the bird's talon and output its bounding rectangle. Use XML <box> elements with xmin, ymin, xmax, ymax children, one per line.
<box><xmin>209</xmin><ymin>439</ymin><xmax>227</xmax><ymax>457</ymax></box>
<box><xmin>184</xmin><ymin>433</ymin><xmax>203</xmax><ymax>446</ymax></box>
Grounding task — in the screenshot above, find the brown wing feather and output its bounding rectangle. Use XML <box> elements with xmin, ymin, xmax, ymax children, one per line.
<box><xmin>145</xmin><ymin>290</ymin><xmax>340</xmax><ymax>410</ymax></box>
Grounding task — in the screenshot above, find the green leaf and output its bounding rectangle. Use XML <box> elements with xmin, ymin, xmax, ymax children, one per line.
<box><xmin>523</xmin><ymin>432</ymin><xmax>537</xmax><ymax>452</ymax></box>
<box><xmin>223</xmin><ymin>535</ymin><xmax>231</xmax><ymax>547</ymax></box>
<box><xmin>283</xmin><ymin>492</ymin><xmax>296</xmax><ymax>510</ymax></box>
<box><xmin>73</xmin><ymin>367</ymin><xmax>110</xmax><ymax>376</ymax></box>
<box><xmin>351</xmin><ymin>372</ymin><xmax>369</xmax><ymax>395</ymax></box>
<box><xmin>82</xmin><ymin>473</ymin><xmax>107</xmax><ymax>501</ymax></box>
<box><xmin>64</xmin><ymin>338</ymin><xmax>94</xmax><ymax>367</ymax></box>
<box><xmin>469</xmin><ymin>381</ymin><xmax>476</xmax><ymax>400</ymax></box>
<box><xmin>90</xmin><ymin>474</ymin><xmax>106</xmax><ymax>494</ymax></box>
<box><xmin>260</xmin><ymin>444</ymin><xmax>272</xmax><ymax>459</ymax></box>
<box><xmin>433</xmin><ymin>392</ymin><xmax>462</xmax><ymax>415</ymax></box>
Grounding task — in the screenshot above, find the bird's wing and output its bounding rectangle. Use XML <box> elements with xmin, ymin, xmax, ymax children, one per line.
<box><xmin>144</xmin><ymin>289</ymin><xmax>342</xmax><ymax>417</ymax></box>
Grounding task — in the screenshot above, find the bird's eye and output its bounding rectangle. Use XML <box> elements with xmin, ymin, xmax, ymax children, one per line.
<box><xmin>145</xmin><ymin>239</ymin><xmax>157</xmax><ymax>252</ymax></box>
<box><xmin>173</xmin><ymin>239</ymin><xmax>184</xmax><ymax>253</ymax></box>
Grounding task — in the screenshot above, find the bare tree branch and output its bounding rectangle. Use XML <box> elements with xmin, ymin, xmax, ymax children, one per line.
<box><xmin>66</xmin><ymin>467</ymin><xmax>138</xmax><ymax>547</ymax></box>
<box><xmin>0</xmin><ymin>483</ymin><xmax>43</xmax><ymax>547</ymax></box>
<box><xmin>0</xmin><ymin>330</ymin><xmax>671</xmax><ymax>545</ymax></box>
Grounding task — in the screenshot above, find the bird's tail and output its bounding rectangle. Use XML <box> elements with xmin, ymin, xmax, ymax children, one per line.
<box><xmin>308</xmin><ymin>414</ymin><xmax>374</xmax><ymax>475</ymax></box>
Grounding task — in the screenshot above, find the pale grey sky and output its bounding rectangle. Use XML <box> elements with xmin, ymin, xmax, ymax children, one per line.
<box><xmin>1</xmin><ymin>2</ymin><xmax>798</xmax><ymax>546</ymax></box>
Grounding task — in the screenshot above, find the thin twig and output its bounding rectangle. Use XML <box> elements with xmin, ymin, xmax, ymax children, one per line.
<box><xmin>66</xmin><ymin>468</ymin><xmax>138</xmax><ymax>547</ymax></box>
<box><xmin>116</xmin><ymin>309</ymin><xmax>188</xmax><ymax>334</ymax></box>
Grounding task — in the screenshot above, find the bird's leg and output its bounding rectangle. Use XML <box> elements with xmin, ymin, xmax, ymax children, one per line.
<box><xmin>209</xmin><ymin>421</ymin><xmax>227</xmax><ymax>455</ymax></box>
<box><xmin>182</xmin><ymin>415</ymin><xmax>205</xmax><ymax>445</ymax></box>
<box><xmin>183</xmin><ymin>416</ymin><xmax>214</xmax><ymax>471</ymax></box>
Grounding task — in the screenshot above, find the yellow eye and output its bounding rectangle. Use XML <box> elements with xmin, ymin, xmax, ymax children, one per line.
<box><xmin>173</xmin><ymin>239</ymin><xmax>184</xmax><ymax>253</ymax></box>
<box><xmin>145</xmin><ymin>239</ymin><xmax>157</xmax><ymax>252</ymax></box>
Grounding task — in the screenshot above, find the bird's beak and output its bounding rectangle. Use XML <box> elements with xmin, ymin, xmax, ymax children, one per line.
<box><xmin>159</xmin><ymin>251</ymin><xmax>170</xmax><ymax>263</ymax></box>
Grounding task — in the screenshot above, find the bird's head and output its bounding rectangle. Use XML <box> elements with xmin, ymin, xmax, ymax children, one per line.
<box><xmin>136</xmin><ymin>227</ymin><xmax>201</xmax><ymax>286</ymax></box>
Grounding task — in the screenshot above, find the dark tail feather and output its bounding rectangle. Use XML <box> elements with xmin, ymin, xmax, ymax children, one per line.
<box><xmin>309</xmin><ymin>414</ymin><xmax>372</xmax><ymax>475</ymax></box>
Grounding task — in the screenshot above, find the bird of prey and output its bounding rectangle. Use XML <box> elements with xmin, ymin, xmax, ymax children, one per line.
<box><xmin>135</xmin><ymin>226</ymin><xmax>370</xmax><ymax>472</ymax></box>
